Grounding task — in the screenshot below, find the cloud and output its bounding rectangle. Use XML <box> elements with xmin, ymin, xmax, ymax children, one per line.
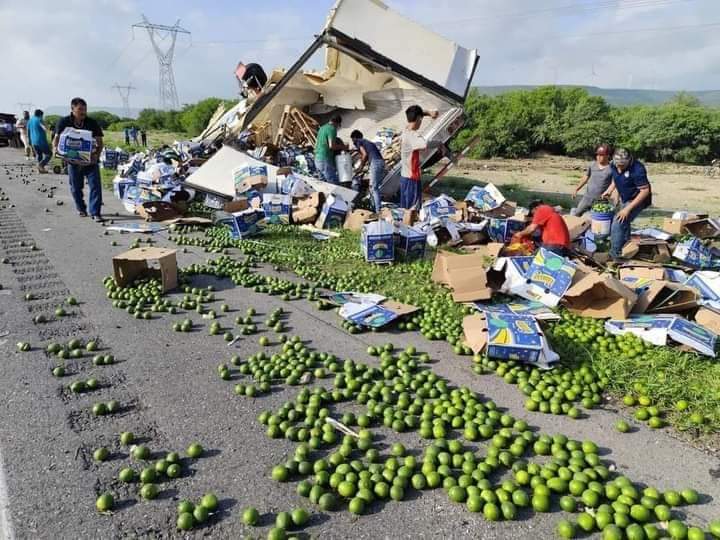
<box><xmin>0</xmin><ymin>0</ymin><xmax>717</xmax><ymax>114</ymax></box>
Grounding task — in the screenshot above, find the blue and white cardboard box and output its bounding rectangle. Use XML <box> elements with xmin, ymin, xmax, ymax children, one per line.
<box><xmin>501</xmin><ymin>248</ymin><xmax>578</xmax><ymax>308</ymax></box>
<box><xmin>463</xmin><ymin>312</ymin><xmax>559</xmax><ymax>369</ymax></box>
<box><xmin>203</xmin><ymin>193</ymin><xmax>229</xmax><ymax>210</ymax></box>
<box><xmin>122</xmin><ymin>185</ymin><xmax>161</xmax><ymax>214</ymax></box>
<box><xmin>487</xmin><ymin>218</ymin><xmax>526</xmax><ymax>243</ymax></box>
<box><xmin>315</xmin><ymin>194</ymin><xmax>349</xmax><ymax>229</ymax></box>
<box><xmin>465</xmin><ymin>183</ymin><xmax>505</xmax><ymax>212</ymax></box>
<box><xmin>57</xmin><ymin>127</ymin><xmax>94</xmax><ymax>164</ymax></box>
<box><xmin>605</xmin><ymin>315</ymin><xmax>717</xmax><ymax>357</ymax></box>
<box><xmin>394</xmin><ymin>224</ymin><xmax>427</xmax><ymax>261</ymax></box>
<box><xmin>361</xmin><ymin>220</ymin><xmax>395</xmax><ymax>263</ymax></box>
<box><xmin>673</xmin><ymin>237</ymin><xmax>716</xmax><ymax>269</ymax></box>
<box><xmin>217</xmin><ymin>208</ymin><xmax>264</xmax><ymax>239</ymax></box>
<box><xmin>685</xmin><ymin>271</ymin><xmax>720</xmax><ymax>303</ymax></box>
<box><xmin>339</xmin><ymin>299</ymin><xmax>418</xmax><ymax>329</ymax></box>
<box><xmin>261</xmin><ymin>194</ymin><xmax>291</xmax><ymax>225</ymax></box>
<box><xmin>420</xmin><ymin>195</ymin><xmax>456</xmax><ymax>221</ymax></box>
<box><xmin>233</xmin><ymin>164</ymin><xmax>268</xmax><ymax>196</ymax></box>
<box><xmin>474</xmin><ymin>300</ymin><xmax>560</xmax><ymax>321</ymax></box>
<box><xmin>490</xmin><ymin>256</ymin><xmax>534</xmax><ymax>294</ymax></box>
<box><xmin>113</xmin><ymin>176</ymin><xmax>135</xmax><ymax>200</ymax></box>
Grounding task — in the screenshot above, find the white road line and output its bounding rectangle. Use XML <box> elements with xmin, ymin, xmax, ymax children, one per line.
<box><xmin>0</xmin><ymin>445</ymin><xmax>15</xmax><ymax>540</ymax></box>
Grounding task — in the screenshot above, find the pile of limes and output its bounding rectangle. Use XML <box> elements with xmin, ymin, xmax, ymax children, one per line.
<box><xmin>176</xmin><ymin>492</ymin><xmax>219</xmax><ymax>530</ymax></box>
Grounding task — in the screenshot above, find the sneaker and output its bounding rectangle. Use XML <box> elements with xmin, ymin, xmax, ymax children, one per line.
<box><xmin>78</xmin><ymin>212</ymin><xmax>88</xmax><ymax>218</ymax></box>
<box><xmin>91</xmin><ymin>215</ymin><xmax>105</xmax><ymax>223</ymax></box>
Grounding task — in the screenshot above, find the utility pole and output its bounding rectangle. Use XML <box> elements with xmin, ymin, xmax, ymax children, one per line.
<box><xmin>111</xmin><ymin>83</ymin><xmax>136</xmax><ymax>118</ymax></box>
<box><xmin>132</xmin><ymin>15</ymin><xmax>190</xmax><ymax>111</ymax></box>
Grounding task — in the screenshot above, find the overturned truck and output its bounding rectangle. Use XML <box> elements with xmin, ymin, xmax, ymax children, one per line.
<box><xmin>186</xmin><ymin>0</ymin><xmax>479</xmax><ymax>203</ymax></box>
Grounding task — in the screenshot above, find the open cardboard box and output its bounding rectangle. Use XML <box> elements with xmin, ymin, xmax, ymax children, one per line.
<box><xmin>339</xmin><ymin>299</ymin><xmax>418</xmax><ymax>328</ymax></box>
<box><xmin>605</xmin><ymin>315</ymin><xmax>717</xmax><ymax>357</ymax></box>
<box><xmin>432</xmin><ymin>250</ymin><xmax>494</xmax><ymax>302</ymax></box>
<box><xmin>562</xmin><ymin>265</ymin><xmax>637</xmax><ymax>319</ymax></box>
<box><xmin>344</xmin><ymin>209</ymin><xmax>376</xmax><ymax>232</ymax></box>
<box><xmin>662</xmin><ymin>213</ymin><xmax>708</xmax><ymax>235</ymax></box>
<box><xmin>683</xmin><ymin>218</ymin><xmax>720</xmax><ymax>239</ymax></box>
<box><xmin>112</xmin><ymin>247</ymin><xmax>178</xmax><ymax>292</ymax></box>
<box><xmin>137</xmin><ymin>201</ymin><xmax>183</xmax><ymax>222</ymax></box>
<box><xmin>621</xmin><ymin>238</ymin><xmax>671</xmax><ymax>263</ymax></box>
<box><xmin>695</xmin><ymin>306</ymin><xmax>720</xmax><ymax>335</ymax></box>
<box><xmin>505</xmin><ymin>248</ymin><xmax>578</xmax><ymax>308</ymax></box>
<box><xmin>563</xmin><ymin>215</ymin><xmax>591</xmax><ymax>241</ymax></box>
<box><xmin>463</xmin><ymin>312</ymin><xmax>558</xmax><ymax>368</ymax></box>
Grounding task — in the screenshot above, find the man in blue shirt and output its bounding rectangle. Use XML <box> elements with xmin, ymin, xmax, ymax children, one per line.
<box><xmin>27</xmin><ymin>110</ymin><xmax>51</xmax><ymax>173</ymax></box>
<box><xmin>351</xmin><ymin>130</ymin><xmax>385</xmax><ymax>212</ymax></box>
<box><xmin>601</xmin><ymin>148</ymin><xmax>652</xmax><ymax>259</ymax></box>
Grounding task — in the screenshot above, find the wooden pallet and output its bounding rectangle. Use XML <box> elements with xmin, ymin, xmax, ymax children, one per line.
<box><xmin>274</xmin><ymin>105</ymin><xmax>319</xmax><ymax>147</ymax></box>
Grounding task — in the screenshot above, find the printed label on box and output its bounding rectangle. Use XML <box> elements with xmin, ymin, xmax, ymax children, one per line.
<box><xmin>465</xmin><ymin>183</ymin><xmax>505</xmax><ymax>211</ymax></box>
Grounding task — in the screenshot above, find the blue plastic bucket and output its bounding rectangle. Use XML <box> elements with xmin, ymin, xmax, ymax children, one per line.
<box><xmin>590</xmin><ymin>211</ymin><xmax>614</xmax><ymax>237</ymax></box>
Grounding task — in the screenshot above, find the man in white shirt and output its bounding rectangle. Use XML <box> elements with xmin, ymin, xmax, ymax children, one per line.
<box><xmin>399</xmin><ymin>105</ymin><xmax>439</xmax><ymax>210</ymax></box>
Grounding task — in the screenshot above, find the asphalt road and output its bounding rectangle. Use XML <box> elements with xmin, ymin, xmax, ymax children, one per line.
<box><xmin>0</xmin><ymin>147</ymin><xmax>718</xmax><ymax>540</ymax></box>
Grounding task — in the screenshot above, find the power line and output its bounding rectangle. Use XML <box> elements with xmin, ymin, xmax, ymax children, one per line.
<box><xmin>432</xmin><ymin>0</ymin><xmax>697</xmax><ymax>26</ymax></box>
<box><xmin>111</xmin><ymin>83</ymin><xmax>136</xmax><ymax>118</ymax></box>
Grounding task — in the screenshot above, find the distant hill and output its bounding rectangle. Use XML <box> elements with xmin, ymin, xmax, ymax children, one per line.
<box><xmin>474</xmin><ymin>85</ymin><xmax>720</xmax><ymax>107</ymax></box>
<box><xmin>44</xmin><ymin>106</ymin><xmax>140</xmax><ymax>119</ymax></box>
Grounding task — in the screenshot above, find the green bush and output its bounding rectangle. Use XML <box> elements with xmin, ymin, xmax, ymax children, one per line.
<box><xmin>454</xmin><ymin>86</ymin><xmax>720</xmax><ymax>164</ymax></box>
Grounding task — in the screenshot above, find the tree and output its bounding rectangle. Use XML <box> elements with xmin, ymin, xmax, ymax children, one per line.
<box><xmin>88</xmin><ymin>111</ymin><xmax>120</xmax><ymax>129</ymax></box>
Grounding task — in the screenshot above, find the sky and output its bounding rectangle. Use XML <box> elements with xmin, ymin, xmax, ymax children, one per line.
<box><xmin>1</xmin><ymin>0</ymin><xmax>719</xmax><ymax>115</ymax></box>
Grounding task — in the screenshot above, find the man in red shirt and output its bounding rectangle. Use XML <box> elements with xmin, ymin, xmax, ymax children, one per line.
<box><xmin>513</xmin><ymin>200</ymin><xmax>571</xmax><ymax>256</ymax></box>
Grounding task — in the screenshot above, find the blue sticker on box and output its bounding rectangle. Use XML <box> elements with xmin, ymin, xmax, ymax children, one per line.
<box><xmin>685</xmin><ymin>272</ymin><xmax>720</xmax><ymax>301</ymax></box>
<box><xmin>348</xmin><ymin>304</ymin><xmax>400</xmax><ymax>328</ymax></box>
<box><xmin>465</xmin><ymin>184</ymin><xmax>505</xmax><ymax>211</ymax></box>
<box><xmin>510</xmin><ymin>248</ymin><xmax>577</xmax><ymax>307</ymax></box>
<box><xmin>394</xmin><ymin>226</ymin><xmax>426</xmax><ymax>261</ymax></box>
<box><xmin>488</xmin><ymin>218</ymin><xmax>525</xmax><ymax>243</ymax></box>
<box><xmin>673</xmin><ymin>238</ymin><xmax>715</xmax><ymax>269</ymax></box>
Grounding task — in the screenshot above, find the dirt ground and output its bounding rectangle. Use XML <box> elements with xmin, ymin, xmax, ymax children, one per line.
<box><xmin>444</xmin><ymin>155</ymin><xmax>720</xmax><ymax>226</ymax></box>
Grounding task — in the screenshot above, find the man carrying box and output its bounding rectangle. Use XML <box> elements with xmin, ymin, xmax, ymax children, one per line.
<box><xmin>52</xmin><ymin>97</ymin><xmax>105</xmax><ymax>222</ymax></box>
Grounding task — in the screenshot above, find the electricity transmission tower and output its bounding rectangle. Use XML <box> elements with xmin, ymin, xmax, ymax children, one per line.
<box><xmin>16</xmin><ymin>102</ymin><xmax>33</xmax><ymax>113</ymax></box>
<box><xmin>132</xmin><ymin>15</ymin><xmax>190</xmax><ymax>111</ymax></box>
<box><xmin>111</xmin><ymin>83</ymin><xmax>136</xmax><ymax>118</ymax></box>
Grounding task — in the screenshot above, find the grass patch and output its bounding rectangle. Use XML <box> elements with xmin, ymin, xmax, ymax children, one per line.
<box><xmin>103</xmin><ymin>130</ymin><xmax>185</xmax><ymax>153</ymax></box>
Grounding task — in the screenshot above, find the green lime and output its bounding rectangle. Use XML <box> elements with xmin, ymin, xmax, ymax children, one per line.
<box><xmin>559</xmin><ymin>495</ymin><xmax>577</xmax><ymax>512</ymax></box>
<box><xmin>664</xmin><ymin>490</ymin><xmax>682</xmax><ymax>507</ymax></box>
<box><xmin>140</xmin><ymin>467</ymin><xmax>156</xmax><ymax>484</ymax></box>
<box><xmin>177</xmin><ymin>500</ymin><xmax>194</xmax><ymax>514</ymax></box>
<box><xmin>93</xmin><ymin>447</ymin><xmax>109</xmax><ymax>461</ymax></box>
<box><xmin>119</xmin><ymin>432</ymin><xmax>134</xmax><ymax>445</ymax></box>
<box><xmin>688</xmin><ymin>527</ymin><xmax>705</xmax><ymax>540</ymax></box>
<box><xmin>532</xmin><ymin>494</ymin><xmax>550</xmax><ymax>512</ymax></box>
<box><xmin>602</xmin><ymin>525</ymin><xmax>623</xmax><ymax>540</ymax></box>
<box><xmin>272</xmin><ymin>465</ymin><xmax>290</xmax><ymax>482</ymax></box>
<box><xmin>680</xmin><ymin>488</ymin><xmax>699</xmax><ymax>505</ymax></box>
<box><xmin>267</xmin><ymin>527</ymin><xmax>286</xmax><ymax>540</ymax></box>
<box><xmin>556</xmin><ymin>519</ymin><xmax>576</xmax><ymax>539</ymax></box>
<box><xmin>140</xmin><ymin>483</ymin><xmax>158</xmax><ymax>500</ymax></box>
<box><xmin>291</xmin><ymin>508</ymin><xmax>309</xmax><ymax>526</ymax></box>
<box><xmin>177</xmin><ymin>512</ymin><xmax>194</xmax><ymax>530</ymax></box>
<box><xmin>667</xmin><ymin>520</ymin><xmax>688</xmax><ymax>540</ymax></box>
<box><xmin>709</xmin><ymin>520</ymin><xmax>720</xmax><ymax>538</ymax></box>
<box><xmin>186</xmin><ymin>442</ymin><xmax>203</xmax><ymax>458</ymax></box>
<box><xmin>483</xmin><ymin>502</ymin><xmax>500</xmax><ymax>521</ymax></box>
<box><xmin>166</xmin><ymin>464</ymin><xmax>181</xmax><ymax>478</ymax></box>
<box><xmin>201</xmin><ymin>492</ymin><xmax>218</xmax><ymax>511</ymax></box>
<box><xmin>276</xmin><ymin>511</ymin><xmax>292</xmax><ymax>529</ymax></box>
<box><xmin>96</xmin><ymin>493</ymin><xmax>114</xmax><ymax>512</ymax></box>
<box><xmin>615</xmin><ymin>420</ymin><xmax>630</xmax><ymax>433</ymax></box>
<box><xmin>577</xmin><ymin>513</ymin><xmax>595</xmax><ymax>532</ymax></box>
<box><xmin>193</xmin><ymin>505</ymin><xmax>209</xmax><ymax>523</ymax></box>
<box><xmin>242</xmin><ymin>507</ymin><xmax>260</xmax><ymax>525</ymax></box>
<box><xmin>318</xmin><ymin>493</ymin><xmax>338</xmax><ymax>511</ymax></box>
<box><xmin>466</xmin><ymin>495</ymin><xmax>483</xmax><ymax>513</ymax></box>
<box><xmin>118</xmin><ymin>468</ymin><xmax>135</xmax><ymax>483</ymax></box>
<box><xmin>348</xmin><ymin>497</ymin><xmax>365</xmax><ymax>515</ymax></box>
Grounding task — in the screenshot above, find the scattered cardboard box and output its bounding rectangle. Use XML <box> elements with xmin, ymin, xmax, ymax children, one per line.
<box><xmin>432</xmin><ymin>251</ymin><xmax>493</xmax><ymax>302</ymax></box>
<box><xmin>395</xmin><ymin>225</ymin><xmax>427</xmax><ymax>261</ymax></box>
<box><xmin>344</xmin><ymin>209</ymin><xmax>376</xmax><ymax>232</ymax></box>
<box><xmin>261</xmin><ymin>193</ymin><xmax>292</xmax><ymax>224</ymax></box>
<box><xmin>487</xmin><ymin>218</ymin><xmax>526</xmax><ymax>243</ymax></box>
<box><xmin>361</xmin><ymin>221</ymin><xmax>395</xmax><ymax>263</ymax></box>
<box><xmin>233</xmin><ymin>164</ymin><xmax>269</xmax><ymax>195</ymax></box>
<box><xmin>683</xmin><ymin>218</ymin><xmax>720</xmax><ymax>239</ymax></box>
<box><xmin>562</xmin><ymin>265</ymin><xmax>637</xmax><ymax>319</ymax></box>
<box><xmin>620</xmin><ymin>276</ymin><xmax>698</xmax><ymax>314</ymax></box>
<box><xmin>605</xmin><ymin>316</ymin><xmax>717</xmax><ymax>357</ymax></box>
<box><xmin>339</xmin><ymin>299</ymin><xmax>418</xmax><ymax>328</ymax></box>
<box><xmin>673</xmin><ymin>238</ymin><xmax>716</xmax><ymax>269</ymax></box>
<box><xmin>315</xmin><ymin>194</ymin><xmax>350</xmax><ymax>229</ymax></box>
<box><xmin>662</xmin><ymin>213</ymin><xmax>707</xmax><ymax>235</ymax></box>
<box><xmin>465</xmin><ymin>183</ymin><xmax>505</xmax><ymax>211</ymax></box>
<box><xmin>216</xmin><ymin>208</ymin><xmax>264</xmax><ymax>239</ymax></box>
<box><xmin>112</xmin><ymin>247</ymin><xmax>177</xmax><ymax>292</ymax></box>
<box><xmin>506</xmin><ymin>248</ymin><xmax>578</xmax><ymax>308</ymax></box>
<box><xmin>685</xmin><ymin>271</ymin><xmax>720</xmax><ymax>303</ymax></box>
<box><xmin>481</xmin><ymin>201</ymin><xmax>517</xmax><ymax>219</ymax></box>
<box><xmin>563</xmin><ymin>215</ymin><xmax>591</xmax><ymax>241</ymax></box>
<box><xmin>695</xmin><ymin>306</ymin><xmax>720</xmax><ymax>335</ymax></box>
<box><xmin>137</xmin><ymin>201</ymin><xmax>182</xmax><ymax>222</ymax></box>
<box><xmin>621</xmin><ymin>239</ymin><xmax>671</xmax><ymax>263</ymax></box>
<box><xmin>474</xmin><ymin>300</ymin><xmax>560</xmax><ymax>321</ymax></box>
<box><xmin>462</xmin><ymin>312</ymin><xmax>559</xmax><ymax>368</ymax></box>
<box><xmin>223</xmin><ymin>199</ymin><xmax>250</xmax><ymax>213</ymax></box>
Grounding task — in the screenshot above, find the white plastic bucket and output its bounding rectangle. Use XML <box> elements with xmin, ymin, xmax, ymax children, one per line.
<box><xmin>336</xmin><ymin>152</ymin><xmax>353</xmax><ymax>184</ymax></box>
<box><xmin>590</xmin><ymin>210</ymin><xmax>613</xmax><ymax>237</ymax></box>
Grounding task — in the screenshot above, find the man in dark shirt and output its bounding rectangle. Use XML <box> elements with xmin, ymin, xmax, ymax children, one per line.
<box><xmin>351</xmin><ymin>130</ymin><xmax>385</xmax><ymax>212</ymax></box>
<box><xmin>52</xmin><ymin>97</ymin><xmax>105</xmax><ymax>221</ymax></box>
<box><xmin>601</xmin><ymin>148</ymin><xmax>652</xmax><ymax>259</ymax></box>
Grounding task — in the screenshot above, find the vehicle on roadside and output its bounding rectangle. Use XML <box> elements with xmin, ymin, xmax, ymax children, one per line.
<box><xmin>0</xmin><ymin>113</ymin><xmax>18</xmax><ymax>147</ymax></box>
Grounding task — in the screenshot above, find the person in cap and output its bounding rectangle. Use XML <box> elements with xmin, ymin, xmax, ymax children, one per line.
<box><xmin>314</xmin><ymin>115</ymin><xmax>347</xmax><ymax>184</ymax></box>
<box><xmin>601</xmin><ymin>148</ymin><xmax>652</xmax><ymax>259</ymax></box>
<box><xmin>351</xmin><ymin>130</ymin><xmax>385</xmax><ymax>212</ymax></box>
<box><xmin>399</xmin><ymin>105</ymin><xmax>440</xmax><ymax>210</ymax></box>
<box><xmin>571</xmin><ymin>143</ymin><xmax>613</xmax><ymax>216</ymax></box>
<box><xmin>513</xmin><ymin>200</ymin><xmax>571</xmax><ymax>256</ymax></box>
